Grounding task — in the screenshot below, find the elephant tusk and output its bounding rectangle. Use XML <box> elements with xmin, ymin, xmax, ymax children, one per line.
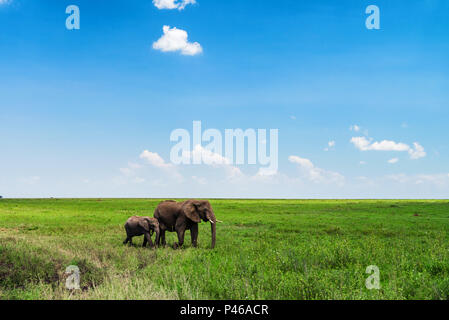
<box><xmin>209</xmin><ymin>219</ymin><xmax>215</xmax><ymax>224</ymax></box>
<box><xmin>216</xmin><ymin>219</ymin><xmax>223</xmax><ymax>223</ymax></box>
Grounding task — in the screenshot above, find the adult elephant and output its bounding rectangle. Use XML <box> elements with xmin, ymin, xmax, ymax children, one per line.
<box><xmin>154</xmin><ymin>200</ymin><xmax>217</xmax><ymax>249</ymax></box>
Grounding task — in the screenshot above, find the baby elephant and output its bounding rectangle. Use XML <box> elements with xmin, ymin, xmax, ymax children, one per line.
<box><xmin>123</xmin><ymin>216</ymin><xmax>160</xmax><ymax>248</ymax></box>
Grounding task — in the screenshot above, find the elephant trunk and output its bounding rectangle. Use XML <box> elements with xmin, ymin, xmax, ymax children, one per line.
<box><xmin>211</xmin><ymin>221</ymin><xmax>216</xmax><ymax>249</ymax></box>
<box><xmin>207</xmin><ymin>210</ymin><xmax>217</xmax><ymax>249</ymax></box>
<box><xmin>155</xmin><ymin>231</ymin><xmax>160</xmax><ymax>247</ymax></box>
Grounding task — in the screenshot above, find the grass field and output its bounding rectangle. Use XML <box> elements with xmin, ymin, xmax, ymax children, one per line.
<box><xmin>0</xmin><ymin>199</ymin><xmax>449</xmax><ymax>300</ymax></box>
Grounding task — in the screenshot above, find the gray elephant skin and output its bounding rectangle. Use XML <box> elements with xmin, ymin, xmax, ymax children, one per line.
<box><xmin>123</xmin><ymin>216</ymin><xmax>160</xmax><ymax>248</ymax></box>
<box><xmin>154</xmin><ymin>200</ymin><xmax>217</xmax><ymax>249</ymax></box>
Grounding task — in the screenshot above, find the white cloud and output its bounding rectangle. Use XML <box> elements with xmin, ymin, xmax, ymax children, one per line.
<box><xmin>289</xmin><ymin>155</ymin><xmax>344</xmax><ymax>185</ymax></box>
<box><xmin>181</xmin><ymin>145</ymin><xmax>278</xmax><ymax>180</ymax></box>
<box><xmin>324</xmin><ymin>140</ymin><xmax>335</xmax><ymax>151</ymax></box>
<box><xmin>388</xmin><ymin>158</ymin><xmax>399</xmax><ymax>164</ymax></box>
<box><xmin>350</xmin><ymin>124</ymin><xmax>369</xmax><ymax>136</ymax></box>
<box><xmin>408</xmin><ymin>142</ymin><xmax>426</xmax><ymax>160</ymax></box>
<box><xmin>289</xmin><ymin>156</ymin><xmax>314</xmax><ymax>170</ymax></box>
<box><xmin>119</xmin><ymin>151</ymin><xmax>182</xmax><ymax>183</ymax></box>
<box><xmin>183</xmin><ymin>145</ymin><xmax>243</xmax><ymax>179</ymax></box>
<box><xmin>350</xmin><ymin>136</ymin><xmax>426</xmax><ymax>160</ymax></box>
<box><xmin>152</xmin><ymin>0</ymin><xmax>196</xmax><ymax>10</ymax></box>
<box><xmin>351</xmin><ymin>136</ymin><xmax>409</xmax><ymax>152</ymax></box>
<box><xmin>0</xmin><ymin>0</ymin><xmax>11</xmax><ymax>5</ymax></box>
<box><xmin>290</xmin><ymin>115</ymin><xmax>297</xmax><ymax>120</ymax></box>
<box><xmin>153</xmin><ymin>25</ymin><xmax>203</xmax><ymax>56</ymax></box>
<box><xmin>140</xmin><ymin>150</ymin><xmax>173</xmax><ymax>168</ymax></box>
<box><xmin>188</xmin><ymin>145</ymin><xmax>231</xmax><ymax>166</ymax></box>
<box><xmin>256</xmin><ymin>167</ymin><xmax>278</xmax><ymax>177</ymax></box>
<box><xmin>359</xmin><ymin>161</ymin><xmax>366</xmax><ymax>165</ymax></box>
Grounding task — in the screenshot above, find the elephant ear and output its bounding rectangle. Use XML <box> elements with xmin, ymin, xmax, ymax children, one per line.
<box><xmin>183</xmin><ymin>201</ymin><xmax>201</xmax><ymax>223</ymax></box>
<box><xmin>138</xmin><ymin>218</ymin><xmax>151</xmax><ymax>232</ymax></box>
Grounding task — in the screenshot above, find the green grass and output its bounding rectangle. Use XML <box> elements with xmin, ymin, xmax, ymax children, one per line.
<box><xmin>1</xmin><ymin>199</ymin><xmax>449</xmax><ymax>300</ymax></box>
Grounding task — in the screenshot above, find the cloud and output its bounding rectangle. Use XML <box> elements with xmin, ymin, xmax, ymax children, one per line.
<box><xmin>182</xmin><ymin>145</ymin><xmax>278</xmax><ymax>180</ymax></box>
<box><xmin>152</xmin><ymin>0</ymin><xmax>196</xmax><ymax>10</ymax></box>
<box><xmin>388</xmin><ymin>158</ymin><xmax>399</xmax><ymax>164</ymax></box>
<box><xmin>183</xmin><ymin>145</ymin><xmax>243</xmax><ymax>179</ymax></box>
<box><xmin>350</xmin><ymin>124</ymin><xmax>369</xmax><ymax>136</ymax></box>
<box><xmin>118</xmin><ymin>151</ymin><xmax>182</xmax><ymax>184</ymax></box>
<box><xmin>350</xmin><ymin>136</ymin><xmax>426</xmax><ymax>159</ymax></box>
<box><xmin>350</xmin><ymin>136</ymin><xmax>409</xmax><ymax>152</ymax></box>
<box><xmin>289</xmin><ymin>155</ymin><xmax>344</xmax><ymax>185</ymax></box>
<box><xmin>140</xmin><ymin>150</ymin><xmax>173</xmax><ymax>168</ymax></box>
<box><xmin>0</xmin><ymin>0</ymin><xmax>11</xmax><ymax>5</ymax></box>
<box><xmin>324</xmin><ymin>140</ymin><xmax>335</xmax><ymax>151</ymax></box>
<box><xmin>256</xmin><ymin>167</ymin><xmax>278</xmax><ymax>177</ymax></box>
<box><xmin>153</xmin><ymin>25</ymin><xmax>203</xmax><ymax>56</ymax></box>
<box><xmin>408</xmin><ymin>142</ymin><xmax>426</xmax><ymax>160</ymax></box>
<box><xmin>187</xmin><ymin>145</ymin><xmax>231</xmax><ymax>166</ymax></box>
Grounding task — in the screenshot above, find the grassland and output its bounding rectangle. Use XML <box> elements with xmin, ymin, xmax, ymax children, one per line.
<box><xmin>0</xmin><ymin>199</ymin><xmax>449</xmax><ymax>300</ymax></box>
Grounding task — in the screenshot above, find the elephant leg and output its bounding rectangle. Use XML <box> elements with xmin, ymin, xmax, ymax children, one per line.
<box><xmin>123</xmin><ymin>237</ymin><xmax>130</xmax><ymax>245</ymax></box>
<box><xmin>191</xmin><ymin>224</ymin><xmax>198</xmax><ymax>248</ymax></box>
<box><xmin>175</xmin><ymin>227</ymin><xmax>186</xmax><ymax>248</ymax></box>
<box><xmin>154</xmin><ymin>231</ymin><xmax>160</xmax><ymax>247</ymax></box>
<box><xmin>142</xmin><ymin>236</ymin><xmax>148</xmax><ymax>247</ymax></box>
<box><xmin>160</xmin><ymin>230</ymin><xmax>166</xmax><ymax>246</ymax></box>
<box><xmin>145</xmin><ymin>232</ymin><xmax>154</xmax><ymax>248</ymax></box>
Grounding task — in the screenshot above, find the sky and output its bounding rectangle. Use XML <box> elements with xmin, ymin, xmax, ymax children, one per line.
<box><xmin>0</xmin><ymin>0</ymin><xmax>448</xmax><ymax>198</ymax></box>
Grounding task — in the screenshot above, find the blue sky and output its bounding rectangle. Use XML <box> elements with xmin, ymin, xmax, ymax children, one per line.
<box><xmin>1</xmin><ymin>0</ymin><xmax>448</xmax><ymax>198</ymax></box>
